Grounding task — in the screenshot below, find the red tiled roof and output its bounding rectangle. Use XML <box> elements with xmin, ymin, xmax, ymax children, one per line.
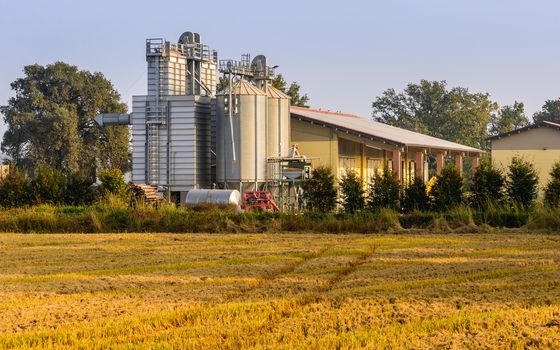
<box><xmin>290</xmin><ymin>106</ymin><xmax>360</xmax><ymax>119</ymax></box>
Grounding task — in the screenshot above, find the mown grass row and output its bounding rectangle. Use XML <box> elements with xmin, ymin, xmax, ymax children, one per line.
<box><xmin>1</xmin><ymin>200</ymin><xmax>559</xmax><ymax>233</ymax></box>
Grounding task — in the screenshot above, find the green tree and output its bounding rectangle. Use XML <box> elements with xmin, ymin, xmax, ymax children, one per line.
<box><xmin>29</xmin><ymin>164</ymin><xmax>66</xmax><ymax>205</ymax></box>
<box><xmin>339</xmin><ymin>170</ymin><xmax>365</xmax><ymax>213</ymax></box>
<box><xmin>1</xmin><ymin>62</ymin><xmax>130</xmax><ymax>177</ymax></box>
<box><xmin>216</xmin><ymin>76</ymin><xmax>229</xmax><ymax>93</ymax></box>
<box><xmin>533</xmin><ymin>98</ymin><xmax>560</xmax><ymax>124</ymax></box>
<box><xmin>372</xmin><ymin>80</ymin><xmax>498</xmax><ymax>149</ymax></box>
<box><xmin>544</xmin><ymin>162</ymin><xmax>560</xmax><ymax>208</ymax></box>
<box><xmin>431</xmin><ymin>164</ymin><xmax>463</xmax><ymax>210</ymax></box>
<box><xmin>65</xmin><ymin>172</ymin><xmax>95</xmax><ymax>206</ymax></box>
<box><xmin>489</xmin><ymin>101</ymin><xmax>529</xmax><ymax>135</ymax></box>
<box><xmin>0</xmin><ymin>168</ymin><xmax>31</xmax><ymax>207</ymax></box>
<box><xmin>367</xmin><ymin>168</ymin><xmax>401</xmax><ymax>211</ymax></box>
<box><xmin>471</xmin><ymin>163</ymin><xmax>506</xmax><ymax>208</ymax></box>
<box><xmin>302</xmin><ymin>166</ymin><xmax>337</xmax><ymax>213</ymax></box>
<box><xmin>506</xmin><ymin>157</ymin><xmax>539</xmax><ymax>209</ymax></box>
<box><xmin>401</xmin><ymin>177</ymin><xmax>430</xmax><ymax>212</ymax></box>
<box><xmin>97</xmin><ymin>168</ymin><xmax>129</xmax><ymax>200</ymax></box>
<box><xmin>271</xmin><ymin>74</ymin><xmax>309</xmax><ymax>107</ymax></box>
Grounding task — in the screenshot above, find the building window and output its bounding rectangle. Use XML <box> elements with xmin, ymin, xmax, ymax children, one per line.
<box><xmin>339</xmin><ymin>157</ymin><xmax>356</xmax><ymax>178</ymax></box>
<box><xmin>366</xmin><ymin>158</ymin><xmax>382</xmax><ymax>182</ymax></box>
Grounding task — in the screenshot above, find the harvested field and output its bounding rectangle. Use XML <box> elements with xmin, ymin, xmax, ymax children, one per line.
<box><xmin>0</xmin><ymin>232</ymin><xmax>559</xmax><ymax>348</ymax></box>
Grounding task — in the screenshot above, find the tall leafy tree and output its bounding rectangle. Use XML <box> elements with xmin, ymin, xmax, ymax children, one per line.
<box><xmin>302</xmin><ymin>166</ymin><xmax>337</xmax><ymax>213</ymax></box>
<box><xmin>339</xmin><ymin>170</ymin><xmax>365</xmax><ymax>213</ymax></box>
<box><xmin>367</xmin><ymin>167</ymin><xmax>401</xmax><ymax>211</ymax></box>
<box><xmin>1</xmin><ymin>62</ymin><xmax>130</xmax><ymax>177</ymax></box>
<box><xmin>271</xmin><ymin>74</ymin><xmax>309</xmax><ymax>107</ymax></box>
<box><xmin>533</xmin><ymin>98</ymin><xmax>560</xmax><ymax>124</ymax></box>
<box><xmin>372</xmin><ymin>80</ymin><xmax>498</xmax><ymax>149</ymax></box>
<box><xmin>506</xmin><ymin>157</ymin><xmax>539</xmax><ymax>209</ymax></box>
<box><xmin>544</xmin><ymin>162</ymin><xmax>560</xmax><ymax>208</ymax></box>
<box><xmin>489</xmin><ymin>102</ymin><xmax>529</xmax><ymax>135</ymax></box>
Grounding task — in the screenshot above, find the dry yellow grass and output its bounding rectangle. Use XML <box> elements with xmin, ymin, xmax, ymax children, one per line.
<box><xmin>0</xmin><ymin>232</ymin><xmax>559</xmax><ymax>349</ymax></box>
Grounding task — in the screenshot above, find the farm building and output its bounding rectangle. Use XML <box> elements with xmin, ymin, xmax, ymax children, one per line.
<box><xmin>489</xmin><ymin>121</ymin><xmax>560</xmax><ymax>192</ymax></box>
<box><xmin>290</xmin><ymin>107</ymin><xmax>482</xmax><ymax>185</ymax></box>
<box><xmin>95</xmin><ymin>30</ymin><xmax>484</xmax><ymax>208</ymax></box>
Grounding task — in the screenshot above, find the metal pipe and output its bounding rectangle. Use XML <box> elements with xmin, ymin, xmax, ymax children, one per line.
<box><xmin>228</xmin><ymin>73</ymin><xmax>236</xmax><ymax>161</ymax></box>
<box><xmin>166</xmin><ymin>100</ymin><xmax>171</xmax><ymax>202</ymax></box>
<box><xmin>254</xmin><ymin>93</ymin><xmax>258</xmax><ymax>190</ymax></box>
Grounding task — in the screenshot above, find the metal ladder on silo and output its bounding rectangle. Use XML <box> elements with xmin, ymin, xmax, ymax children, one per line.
<box><xmin>146</xmin><ymin>52</ymin><xmax>167</xmax><ymax>185</ymax></box>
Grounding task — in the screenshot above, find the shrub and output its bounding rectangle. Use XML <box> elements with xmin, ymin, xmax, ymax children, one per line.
<box><xmin>97</xmin><ymin>168</ymin><xmax>129</xmax><ymax>200</ymax></box>
<box><xmin>527</xmin><ymin>206</ymin><xmax>560</xmax><ymax>231</ymax></box>
<box><xmin>65</xmin><ymin>172</ymin><xmax>95</xmax><ymax>206</ymax></box>
<box><xmin>544</xmin><ymin>162</ymin><xmax>560</xmax><ymax>208</ymax></box>
<box><xmin>471</xmin><ymin>163</ymin><xmax>506</xmax><ymax>208</ymax></box>
<box><xmin>472</xmin><ymin>203</ymin><xmax>529</xmax><ymax>228</ymax></box>
<box><xmin>339</xmin><ymin>170</ymin><xmax>365</xmax><ymax>213</ymax></box>
<box><xmin>398</xmin><ymin>211</ymin><xmax>437</xmax><ymax>229</ymax></box>
<box><xmin>506</xmin><ymin>157</ymin><xmax>538</xmax><ymax>209</ymax></box>
<box><xmin>401</xmin><ymin>177</ymin><xmax>430</xmax><ymax>212</ymax></box>
<box><xmin>367</xmin><ymin>167</ymin><xmax>400</xmax><ymax>211</ymax></box>
<box><xmin>29</xmin><ymin>165</ymin><xmax>66</xmax><ymax>205</ymax></box>
<box><xmin>301</xmin><ymin>166</ymin><xmax>337</xmax><ymax>213</ymax></box>
<box><xmin>0</xmin><ymin>168</ymin><xmax>31</xmax><ymax>207</ymax></box>
<box><xmin>431</xmin><ymin>164</ymin><xmax>463</xmax><ymax>211</ymax></box>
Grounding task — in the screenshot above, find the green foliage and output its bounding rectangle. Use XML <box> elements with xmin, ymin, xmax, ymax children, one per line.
<box><xmin>367</xmin><ymin>168</ymin><xmax>400</xmax><ymax>211</ymax></box>
<box><xmin>302</xmin><ymin>166</ymin><xmax>337</xmax><ymax>213</ymax></box>
<box><xmin>271</xmin><ymin>74</ymin><xmax>309</xmax><ymax>107</ymax></box>
<box><xmin>471</xmin><ymin>163</ymin><xmax>506</xmax><ymax>208</ymax></box>
<box><xmin>0</xmin><ymin>62</ymin><xmax>130</xmax><ymax>175</ymax></box>
<box><xmin>216</xmin><ymin>76</ymin><xmax>229</xmax><ymax>93</ymax></box>
<box><xmin>97</xmin><ymin>168</ymin><xmax>129</xmax><ymax>200</ymax></box>
<box><xmin>489</xmin><ymin>101</ymin><xmax>528</xmax><ymax>136</ymax></box>
<box><xmin>0</xmin><ymin>168</ymin><xmax>31</xmax><ymax>207</ymax></box>
<box><xmin>65</xmin><ymin>172</ymin><xmax>95</xmax><ymax>206</ymax></box>
<box><xmin>431</xmin><ymin>164</ymin><xmax>463</xmax><ymax>211</ymax></box>
<box><xmin>533</xmin><ymin>98</ymin><xmax>560</xmax><ymax>124</ymax></box>
<box><xmin>372</xmin><ymin>80</ymin><xmax>498</xmax><ymax>149</ymax></box>
<box><xmin>506</xmin><ymin>157</ymin><xmax>539</xmax><ymax>209</ymax></box>
<box><xmin>472</xmin><ymin>202</ymin><xmax>529</xmax><ymax>228</ymax></box>
<box><xmin>401</xmin><ymin>177</ymin><xmax>430</xmax><ymax>212</ymax></box>
<box><xmin>544</xmin><ymin>162</ymin><xmax>560</xmax><ymax>208</ymax></box>
<box><xmin>29</xmin><ymin>165</ymin><xmax>66</xmax><ymax>205</ymax></box>
<box><xmin>339</xmin><ymin>170</ymin><xmax>365</xmax><ymax>213</ymax></box>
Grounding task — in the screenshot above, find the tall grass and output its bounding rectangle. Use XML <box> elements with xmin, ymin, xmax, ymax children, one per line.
<box><xmin>0</xmin><ymin>201</ymin><xmax>559</xmax><ymax>233</ymax></box>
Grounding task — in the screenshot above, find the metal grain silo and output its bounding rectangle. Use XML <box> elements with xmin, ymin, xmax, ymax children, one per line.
<box><xmin>216</xmin><ymin>80</ymin><xmax>267</xmax><ymax>190</ymax></box>
<box><xmin>265</xmin><ymin>85</ymin><xmax>290</xmax><ymax>158</ymax></box>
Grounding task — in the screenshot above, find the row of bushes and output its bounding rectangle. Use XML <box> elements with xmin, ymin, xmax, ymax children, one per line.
<box><xmin>304</xmin><ymin>157</ymin><xmax>560</xmax><ymax>214</ymax></box>
<box><xmin>0</xmin><ymin>200</ymin><xmax>558</xmax><ymax>233</ymax></box>
<box><xmin>0</xmin><ymin>166</ymin><xmax>128</xmax><ymax>208</ymax></box>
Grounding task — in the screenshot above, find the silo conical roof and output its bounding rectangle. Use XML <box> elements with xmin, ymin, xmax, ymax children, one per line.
<box><xmin>265</xmin><ymin>85</ymin><xmax>290</xmax><ymax>99</ymax></box>
<box><xmin>218</xmin><ymin>80</ymin><xmax>266</xmax><ymax>96</ymax></box>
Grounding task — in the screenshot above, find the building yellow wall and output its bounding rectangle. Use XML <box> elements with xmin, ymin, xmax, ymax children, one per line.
<box><xmin>291</xmin><ymin>119</ymin><xmax>339</xmax><ymax>173</ymax></box>
<box><xmin>491</xmin><ymin>127</ymin><xmax>560</xmax><ymax>150</ymax></box>
<box><xmin>492</xmin><ymin>150</ymin><xmax>560</xmax><ymax>193</ymax></box>
<box><xmin>0</xmin><ymin>165</ymin><xmax>9</xmax><ymax>180</ymax></box>
<box><xmin>491</xmin><ymin>127</ymin><xmax>560</xmax><ymax>194</ymax></box>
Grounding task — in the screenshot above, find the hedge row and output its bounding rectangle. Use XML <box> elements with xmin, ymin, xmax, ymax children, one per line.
<box><xmin>1</xmin><ymin>202</ymin><xmax>558</xmax><ymax>234</ymax></box>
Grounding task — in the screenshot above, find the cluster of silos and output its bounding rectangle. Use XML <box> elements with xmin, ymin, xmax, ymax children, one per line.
<box><xmin>216</xmin><ymin>80</ymin><xmax>290</xmax><ymax>190</ymax></box>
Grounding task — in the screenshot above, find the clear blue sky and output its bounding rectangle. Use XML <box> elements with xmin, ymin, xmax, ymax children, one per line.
<box><xmin>1</xmin><ymin>0</ymin><xmax>559</xmax><ymax>141</ymax></box>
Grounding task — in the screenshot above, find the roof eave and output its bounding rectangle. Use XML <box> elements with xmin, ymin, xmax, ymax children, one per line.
<box><xmin>291</xmin><ymin>113</ymin><xmax>405</xmax><ymax>148</ymax></box>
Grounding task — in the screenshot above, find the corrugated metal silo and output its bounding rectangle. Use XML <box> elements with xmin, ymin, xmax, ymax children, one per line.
<box><xmin>265</xmin><ymin>85</ymin><xmax>290</xmax><ymax>158</ymax></box>
<box><xmin>216</xmin><ymin>80</ymin><xmax>267</xmax><ymax>189</ymax></box>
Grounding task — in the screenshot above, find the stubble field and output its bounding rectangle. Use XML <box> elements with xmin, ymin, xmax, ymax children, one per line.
<box><xmin>0</xmin><ymin>231</ymin><xmax>559</xmax><ymax>349</ymax></box>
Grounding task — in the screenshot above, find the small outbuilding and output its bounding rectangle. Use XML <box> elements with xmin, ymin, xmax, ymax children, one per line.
<box><xmin>489</xmin><ymin>121</ymin><xmax>560</xmax><ymax>191</ymax></box>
